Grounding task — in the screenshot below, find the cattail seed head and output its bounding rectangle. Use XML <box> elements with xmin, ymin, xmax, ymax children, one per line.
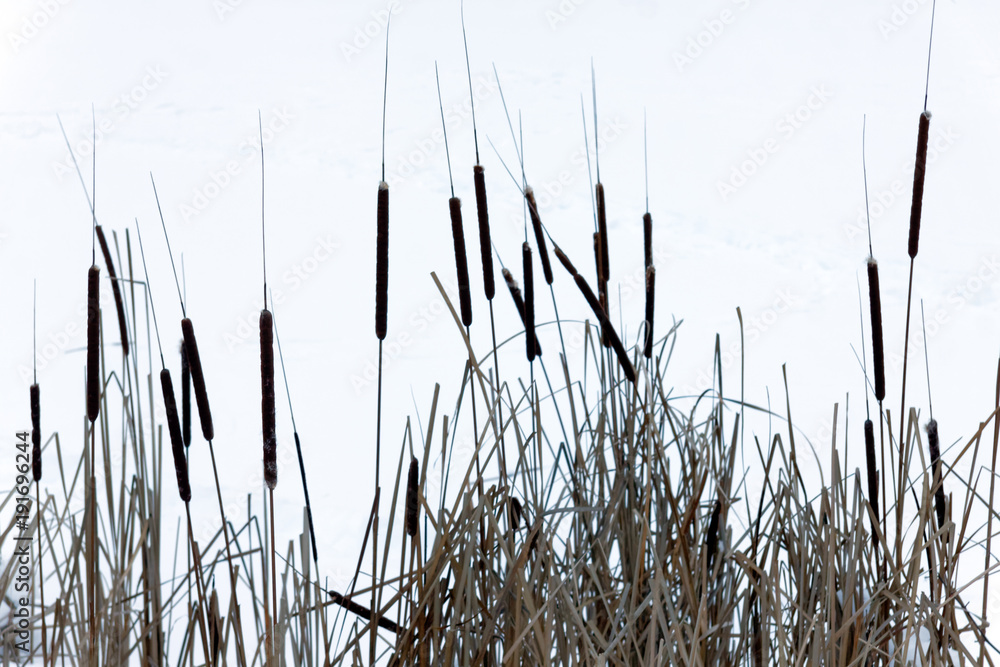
<box><xmin>553</xmin><ymin>244</ymin><xmax>578</xmax><ymax>277</ymax></box>
<box><xmin>181</xmin><ymin>342</ymin><xmax>191</xmax><ymax>447</ymax></box>
<box><xmin>572</xmin><ymin>273</ymin><xmax>636</xmax><ymax>384</ymax></box>
<box><xmin>375</xmin><ymin>181</ymin><xmax>390</xmax><ymax>340</ymax></box>
<box><xmin>927</xmin><ymin>419</ymin><xmax>946</xmax><ymax>528</ymax></box>
<box><xmin>593</xmin><ymin>233</ymin><xmax>610</xmax><ymax>349</ymax></box>
<box><xmin>449</xmin><ymin>197</ymin><xmax>473</xmax><ymax>328</ymax></box>
<box><xmin>596</xmin><ymin>183</ymin><xmax>609</xmax><ymax>282</ymax></box>
<box><xmin>706</xmin><ymin>498</ymin><xmax>722</xmax><ymax>570</ymax></box>
<box><xmin>908</xmin><ymin>111</ymin><xmax>931</xmax><ymax>259</ymax></box>
<box><xmin>260</xmin><ymin>309</ymin><xmax>277</xmax><ymax>490</ymax></box>
<box><xmin>95</xmin><ymin>225</ymin><xmax>129</xmax><ymax>357</ymax></box>
<box><xmin>510</xmin><ymin>497</ymin><xmax>523</xmax><ymax>531</ymax></box>
<box><xmin>643</xmin><ymin>212</ymin><xmax>652</xmax><ymax>269</ymax></box>
<box><xmin>525</xmin><ymin>187</ymin><xmax>553</xmax><ymax>285</ymax></box>
<box><xmin>502</xmin><ymin>268</ymin><xmax>541</xmax><ymax>357</ymax></box>
<box><xmin>30</xmin><ymin>384</ymin><xmax>41</xmax><ymax>482</ymax></box>
<box><xmin>644</xmin><ymin>266</ymin><xmax>655</xmax><ymax>360</ymax></box>
<box><xmin>86</xmin><ymin>265</ymin><xmax>101</xmax><ymax>423</ymax></box>
<box><xmin>523</xmin><ymin>243</ymin><xmax>536</xmax><ymax>362</ymax></box>
<box><xmin>864</xmin><ymin>419</ymin><xmax>879</xmax><ymax>520</ymax></box>
<box><xmin>867</xmin><ymin>258</ymin><xmax>886</xmax><ymax>402</ymax></box>
<box><xmin>181</xmin><ymin>317</ymin><xmax>214</xmax><ymax>441</ymax></box>
<box><xmin>473</xmin><ymin>166</ymin><xmax>495</xmax><ymax>301</ymax></box>
<box><xmin>160</xmin><ymin>369</ymin><xmax>191</xmax><ymax>502</ymax></box>
<box><xmin>405</xmin><ymin>457</ymin><xmax>419</xmax><ymax>537</ymax></box>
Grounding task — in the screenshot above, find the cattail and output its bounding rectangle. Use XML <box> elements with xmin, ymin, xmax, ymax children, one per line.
<box><xmin>181</xmin><ymin>342</ymin><xmax>191</xmax><ymax>447</ymax></box>
<box><xmin>160</xmin><ymin>369</ymin><xmax>191</xmax><ymax>502</ymax></box>
<box><xmin>449</xmin><ymin>197</ymin><xmax>473</xmax><ymax>327</ymax></box>
<box><xmin>30</xmin><ymin>384</ymin><xmax>40</xmax><ymax>482</ymax></box>
<box><xmin>328</xmin><ymin>591</ymin><xmax>400</xmax><ymax>633</ymax></box>
<box><xmin>643</xmin><ymin>212</ymin><xmax>652</xmax><ymax>269</ymax></box>
<box><xmin>86</xmin><ymin>265</ymin><xmax>100</xmax><ymax>423</ymax></box>
<box><xmin>405</xmin><ymin>457</ymin><xmax>419</xmax><ymax>537</ymax></box>
<box><xmin>706</xmin><ymin>498</ymin><xmax>722</xmax><ymax>570</ymax></box>
<box><xmin>596</xmin><ymin>183</ymin><xmax>609</xmax><ymax>282</ymax></box>
<box><xmin>644</xmin><ymin>266</ymin><xmax>655</xmax><ymax>360</ymax></box>
<box><xmin>509</xmin><ymin>497</ymin><xmax>523</xmax><ymax>531</ymax></box>
<box><xmin>867</xmin><ymin>258</ymin><xmax>886</xmax><ymax>402</ymax></box>
<box><xmin>474</xmin><ymin>166</ymin><xmax>495</xmax><ymax>301</ymax></box>
<box><xmin>181</xmin><ymin>318</ymin><xmax>214</xmax><ymax>441</ymax></box>
<box><xmin>594</xmin><ymin>232</ymin><xmax>610</xmax><ymax>349</ymax></box>
<box><xmin>864</xmin><ymin>419</ymin><xmax>879</xmax><ymax>524</ymax></box>
<box><xmin>375</xmin><ymin>181</ymin><xmax>389</xmax><ymax>340</ymax></box>
<box><xmin>525</xmin><ymin>187</ymin><xmax>553</xmax><ymax>285</ymax></box>
<box><xmin>260</xmin><ymin>309</ymin><xmax>276</xmax><ymax>490</ymax></box>
<box><xmin>95</xmin><ymin>225</ymin><xmax>129</xmax><ymax>357</ymax></box>
<box><xmin>572</xmin><ymin>272</ymin><xmax>636</xmax><ymax>384</ymax></box>
<box><xmin>553</xmin><ymin>244</ymin><xmax>578</xmax><ymax>277</ymax></box>
<box><xmin>523</xmin><ymin>243</ymin><xmax>536</xmax><ymax>362</ymax></box>
<box><xmin>908</xmin><ymin>111</ymin><xmax>931</xmax><ymax>259</ymax></box>
<box><xmin>927</xmin><ymin>419</ymin><xmax>946</xmax><ymax>528</ymax></box>
<box><xmin>502</xmin><ymin>269</ymin><xmax>541</xmax><ymax>357</ymax></box>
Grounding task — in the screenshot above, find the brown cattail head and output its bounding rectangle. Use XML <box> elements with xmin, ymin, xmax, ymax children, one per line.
<box><xmin>181</xmin><ymin>317</ymin><xmax>214</xmax><ymax>441</ymax></box>
<box><xmin>866</xmin><ymin>258</ymin><xmax>886</xmax><ymax>402</ymax></box>
<box><xmin>644</xmin><ymin>266</ymin><xmax>655</xmax><ymax>360</ymax></box>
<box><xmin>181</xmin><ymin>342</ymin><xmax>191</xmax><ymax>447</ymax></box>
<box><xmin>449</xmin><ymin>197</ymin><xmax>473</xmax><ymax>328</ymax></box>
<box><xmin>502</xmin><ymin>268</ymin><xmax>541</xmax><ymax>357</ymax></box>
<box><xmin>926</xmin><ymin>419</ymin><xmax>946</xmax><ymax>528</ymax></box>
<box><xmin>30</xmin><ymin>384</ymin><xmax>41</xmax><ymax>482</ymax></box>
<box><xmin>706</xmin><ymin>498</ymin><xmax>722</xmax><ymax>571</ymax></box>
<box><xmin>509</xmin><ymin>496</ymin><xmax>523</xmax><ymax>531</ymax></box>
<box><xmin>260</xmin><ymin>309</ymin><xmax>277</xmax><ymax>490</ymax></box>
<box><xmin>523</xmin><ymin>243</ymin><xmax>536</xmax><ymax>362</ymax></box>
<box><xmin>596</xmin><ymin>182</ymin><xmax>609</xmax><ymax>282</ymax></box>
<box><xmin>375</xmin><ymin>181</ymin><xmax>389</xmax><ymax>340</ymax></box>
<box><xmin>864</xmin><ymin>419</ymin><xmax>879</xmax><ymax>521</ymax></box>
<box><xmin>473</xmin><ymin>165</ymin><xmax>495</xmax><ymax>301</ymax></box>
<box><xmin>86</xmin><ymin>265</ymin><xmax>101</xmax><ymax>423</ymax></box>
<box><xmin>405</xmin><ymin>457</ymin><xmax>419</xmax><ymax>537</ymax></box>
<box><xmin>593</xmin><ymin>232</ymin><xmax>610</xmax><ymax>349</ymax></box>
<box><xmin>525</xmin><ymin>187</ymin><xmax>553</xmax><ymax>285</ymax></box>
<box><xmin>160</xmin><ymin>368</ymin><xmax>191</xmax><ymax>502</ymax></box>
<box><xmin>908</xmin><ymin>111</ymin><xmax>931</xmax><ymax>259</ymax></box>
<box><xmin>643</xmin><ymin>212</ymin><xmax>652</xmax><ymax>269</ymax></box>
<box><xmin>572</xmin><ymin>272</ymin><xmax>636</xmax><ymax>383</ymax></box>
<box><xmin>95</xmin><ymin>225</ymin><xmax>129</xmax><ymax>357</ymax></box>
<box><xmin>553</xmin><ymin>244</ymin><xmax>578</xmax><ymax>277</ymax></box>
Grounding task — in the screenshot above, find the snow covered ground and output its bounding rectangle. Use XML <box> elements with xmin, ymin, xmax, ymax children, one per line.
<box><xmin>1</xmin><ymin>0</ymin><xmax>999</xmax><ymax>652</ymax></box>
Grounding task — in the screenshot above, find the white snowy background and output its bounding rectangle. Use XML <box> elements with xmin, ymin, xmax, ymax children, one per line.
<box><xmin>1</xmin><ymin>0</ymin><xmax>999</xmax><ymax>653</ymax></box>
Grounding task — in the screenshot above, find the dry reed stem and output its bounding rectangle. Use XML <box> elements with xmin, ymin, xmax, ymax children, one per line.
<box><xmin>473</xmin><ymin>165</ymin><xmax>495</xmax><ymax>300</ymax></box>
<box><xmin>261</xmin><ymin>309</ymin><xmax>277</xmax><ymax>490</ymax></box>
<box><xmin>181</xmin><ymin>317</ymin><xmax>214</xmax><ymax>441</ymax></box>
<box><xmin>376</xmin><ymin>181</ymin><xmax>390</xmax><ymax>340</ymax></box>
<box><xmin>86</xmin><ymin>265</ymin><xmax>100</xmax><ymax>422</ymax></box>
<box><xmin>95</xmin><ymin>225</ymin><xmax>129</xmax><ymax>357</ymax></box>
<box><xmin>449</xmin><ymin>197</ymin><xmax>473</xmax><ymax>327</ymax></box>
